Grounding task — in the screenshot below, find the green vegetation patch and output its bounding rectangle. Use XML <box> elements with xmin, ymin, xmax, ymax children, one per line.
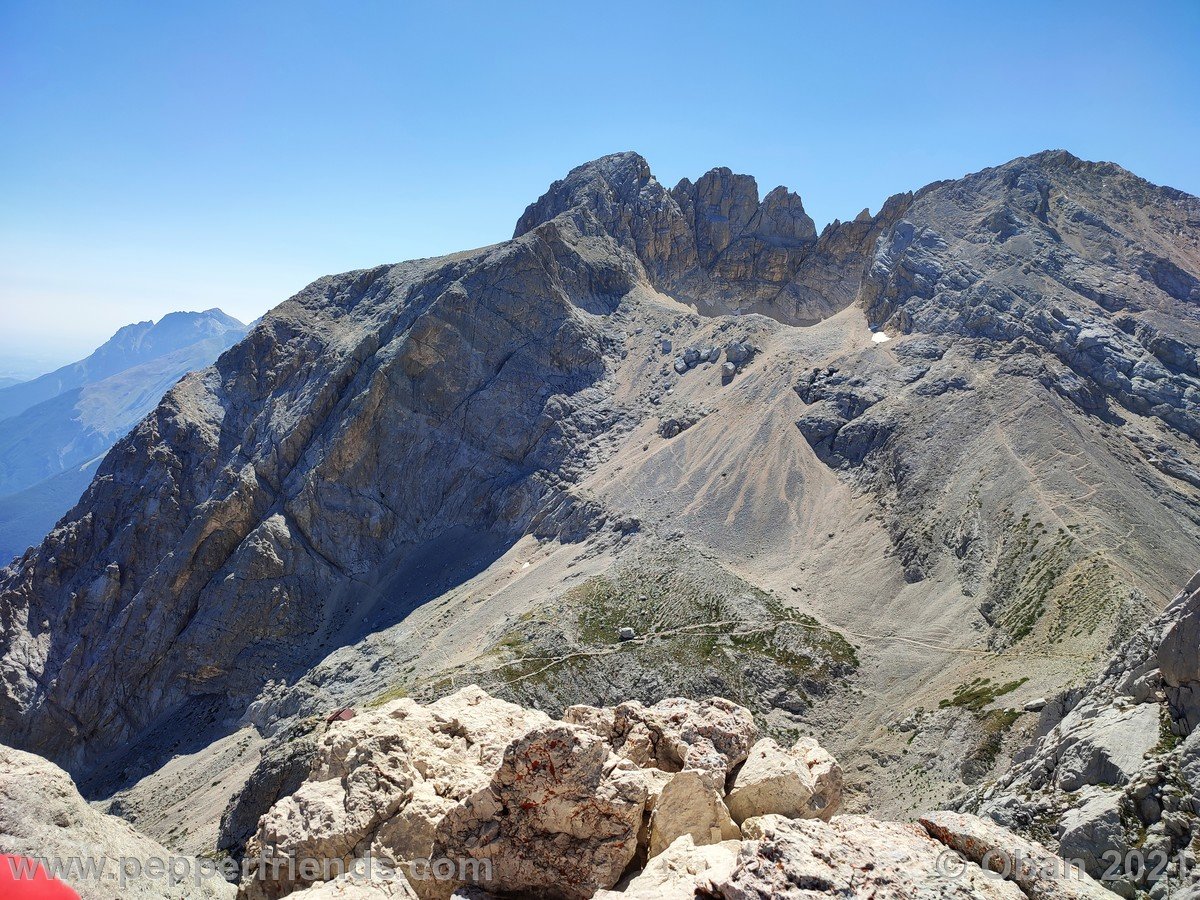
<box><xmin>940</xmin><ymin>676</ymin><xmax>1029</xmax><ymax>712</ymax></box>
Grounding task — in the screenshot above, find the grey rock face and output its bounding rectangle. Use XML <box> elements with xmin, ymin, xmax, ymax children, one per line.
<box><xmin>862</xmin><ymin>151</ymin><xmax>1200</xmax><ymax>442</ymax></box>
<box><xmin>514</xmin><ymin>152</ymin><xmax>899</xmax><ymax>324</ymax></box>
<box><xmin>967</xmin><ymin>572</ymin><xmax>1200</xmax><ymax>894</ymax></box>
<box><xmin>0</xmin><ymin>218</ymin><xmax>629</xmax><ymax>769</ymax></box>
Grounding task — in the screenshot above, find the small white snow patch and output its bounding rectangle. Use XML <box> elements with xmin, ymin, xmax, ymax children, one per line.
<box><xmin>871</xmin><ymin>331</ymin><xmax>892</xmax><ymax>344</ymax></box>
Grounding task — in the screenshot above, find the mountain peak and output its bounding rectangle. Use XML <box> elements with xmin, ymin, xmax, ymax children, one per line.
<box><xmin>513</xmin><ymin>152</ymin><xmax>836</xmax><ymax>322</ymax></box>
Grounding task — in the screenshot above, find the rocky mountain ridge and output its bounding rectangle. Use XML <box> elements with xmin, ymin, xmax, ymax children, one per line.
<box><xmin>0</xmin><ymin>149</ymin><xmax>1197</xmax><ymax>845</ymax></box>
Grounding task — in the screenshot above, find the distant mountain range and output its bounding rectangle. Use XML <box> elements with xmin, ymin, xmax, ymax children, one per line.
<box><xmin>0</xmin><ymin>309</ymin><xmax>246</xmax><ymax>562</ymax></box>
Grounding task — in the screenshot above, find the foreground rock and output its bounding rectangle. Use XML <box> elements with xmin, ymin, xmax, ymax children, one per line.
<box><xmin>712</xmin><ymin>815</ymin><xmax>1026</xmax><ymax>899</ymax></box>
<box><xmin>235</xmin><ymin>687</ymin><xmax>1113</xmax><ymax>900</ymax></box>
<box><xmin>563</xmin><ymin>696</ymin><xmax>758</xmax><ymax>789</ymax></box>
<box><xmin>593</xmin><ymin>836</ymin><xmax>739</xmax><ymax>900</ymax></box>
<box><xmin>647</xmin><ymin>770</ymin><xmax>739</xmax><ymax>858</ymax></box>
<box><xmin>433</xmin><ymin>725</ymin><xmax>646</xmax><ymax>899</ymax></box>
<box><xmin>922</xmin><ymin>812</ymin><xmax>1112</xmax><ymax>900</ymax></box>
<box><xmin>242</xmin><ymin>686</ymin><xmax>549</xmax><ymax>899</ymax></box>
<box><xmin>0</xmin><ymin>743</ymin><xmax>234</xmax><ymax>900</ymax></box>
<box><xmin>725</xmin><ymin>736</ymin><xmax>842</xmax><ymax>824</ymax></box>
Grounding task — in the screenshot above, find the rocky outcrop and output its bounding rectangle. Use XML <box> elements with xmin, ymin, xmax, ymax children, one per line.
<box><xmin>563</xmin><ymin>696</ymin><xmax>757</xmax><ymax>790</ymax></box>
<box><xmin>432</xmin><ymin>724</ymin><xmax>647</xmax><ymax>899</ymax></box>
<box><xmin>0</xmin><ymin>743</ymin><xmax>234</xmax><ymax>900</ymax></box>
<box><xmin>862</xmin><ymin>151</ymin><xmax>1200</xmax><ymax>442</ymax></box>
<box><xmin>646</xmin><ymin>769</ymin><xmax>739</xmax><ymax>858</ymax></box>
<box><xmin>922</xmin><ymin>811</ymin><xmax>1113</xmax><ymax>900</ymax></box>
<box><xmin>242</xmin><ymin>686</ymin><xmax>549</xmax><ymax>899</ymax></box>
<box><xmin>0</xmin><ymin>209</ymin><xmax>630</xmax><ymax>771</ymax></box>
<box><xmin>967</xmin><ymin>572</ymin><xmax>1200</xmax><ymax>897</ymax></box>
<box><xmin>232</xmin><ymin>688</ymin><xmax>1115</xmax><ymax>900</ymax></box>
<box><xmin>514</xmin><ymin>151</ymin><xmax>903</xmax><ymax>324</ymax></box>
<box><xmin>712</xmin><ymin>814</ymin><xmax>1029</xmax><ymax>899</ymax></box>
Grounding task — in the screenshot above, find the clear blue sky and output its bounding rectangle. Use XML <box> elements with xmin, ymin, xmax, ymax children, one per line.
<box><xmin>2</xmin><ymin>0</ymin><xmax>1198</xmax><ymax>368</ymax></box>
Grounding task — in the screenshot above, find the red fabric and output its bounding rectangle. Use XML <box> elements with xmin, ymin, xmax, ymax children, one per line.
<box><xmin>0</xmin><ymin>855</ymin><xmax>80</xmax><ymax>900</ymax></box>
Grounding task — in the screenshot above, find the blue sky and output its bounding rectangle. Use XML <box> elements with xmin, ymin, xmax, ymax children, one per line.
<box><xmin>2</xmin><ymin>0</ymin><xmax>1198</xmax><ymax>369</ymax></box>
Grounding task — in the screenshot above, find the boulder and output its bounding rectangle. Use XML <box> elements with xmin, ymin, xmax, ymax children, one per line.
<box><xmin>243</xmin><ymin>687</ymin><xmax>550</xmax><ymax>899</ymax></box>
<box><xmin>0</xmin><ymin>743</ymin><xmax>235</xmax><ymax>900</ymax></box>
<box><xmin>593</xmin><ymin>836</ymin><xmax>739</xmax><ymax>900</ymax></box>
<box><xmin>724</xmin><ymin>341</ymin><xmax>754</xmax><ymax>365</ymax></box>
<box><xmin>724</xmin><ymin>737</ymin><xmax>841</xmax><ymax>824</ymax></box>
<box><xmin>563</xmin><ymin>697</ymin><xmax>757</xmax><ymax>790</ymax></box>
<box><xmin>921</xmin><ymin>811</ymin><xmax>1113</xmax><ymax>900</ymax></box>
<box><xmin>432</xmin><ymin>724</ymin><xmax>647</xmax><ymax>899</ymax></box>
<box><xmin>647</xmin><ymin>770</ymin><xmax>739</xmax><ymax>859</ymax></box>
<box><xmin>708</xmin><ymin>815</ymin><xmax>1023</xmax><ymax>899</ymax></box>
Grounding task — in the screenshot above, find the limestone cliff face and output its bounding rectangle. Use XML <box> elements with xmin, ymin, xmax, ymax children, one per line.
<box><xmin>0</xmin><ymin>221</ymin><xmax>635</xmax><ymax>768</ymax></box>
<box><xmin>863</xmin><ymin>150</ymin><xmax>1200</xmax><ymax>441</ymax></box>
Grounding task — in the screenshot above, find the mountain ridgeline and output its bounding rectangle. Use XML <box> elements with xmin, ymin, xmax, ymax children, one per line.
<box><xmin>0</xmin><ymin>309</ymin><xmax>247</xmax><ymax>562</ymax></box>
<box><xmin>0</xmin><ymin>150</ymin><xmax>1197</xmax><ymax>836</ymax></box>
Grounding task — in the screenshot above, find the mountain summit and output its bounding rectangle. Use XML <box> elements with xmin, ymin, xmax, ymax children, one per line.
<box><xmin>0</xmin><ymin>153</ymin><xmax>1196</xmax><ymax>857</ymax></box>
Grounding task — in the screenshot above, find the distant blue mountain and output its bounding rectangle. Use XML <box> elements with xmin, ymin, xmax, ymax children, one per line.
<box><xmin>0</xmin><ymin>310</ymin><xmax>246</xmax><ymax>563</ymax></box>
<box><xmin>0</xmin><ymin>308</ymin><xmax>244</xmax><ymax>422</ymax></box>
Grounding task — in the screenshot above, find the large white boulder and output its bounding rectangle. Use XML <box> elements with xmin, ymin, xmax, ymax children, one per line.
<box><xmin>243</xmin><ymin>686</ymin><xmax>550</xmax><ymax>899</ymax></box>
<box><xmin>724</xmin><ymin>737</ymin><xmax>842</xmax><ymax>824</ymax></box>
<box><xmin>647</xmin><ymin>770</ymin><xmax>738</xmax><ymax>859</ymax></box>
<box><xmin>564</xmin><ymin>696</ymin><xmax>757</xmax><ymax>789</ymax></box>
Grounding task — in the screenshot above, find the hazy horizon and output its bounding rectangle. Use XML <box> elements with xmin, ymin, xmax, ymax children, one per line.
<box><xmin>3</xmin><ymin>0</ymin><xmax>1199</xmax><ymax>376</ymax></box>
